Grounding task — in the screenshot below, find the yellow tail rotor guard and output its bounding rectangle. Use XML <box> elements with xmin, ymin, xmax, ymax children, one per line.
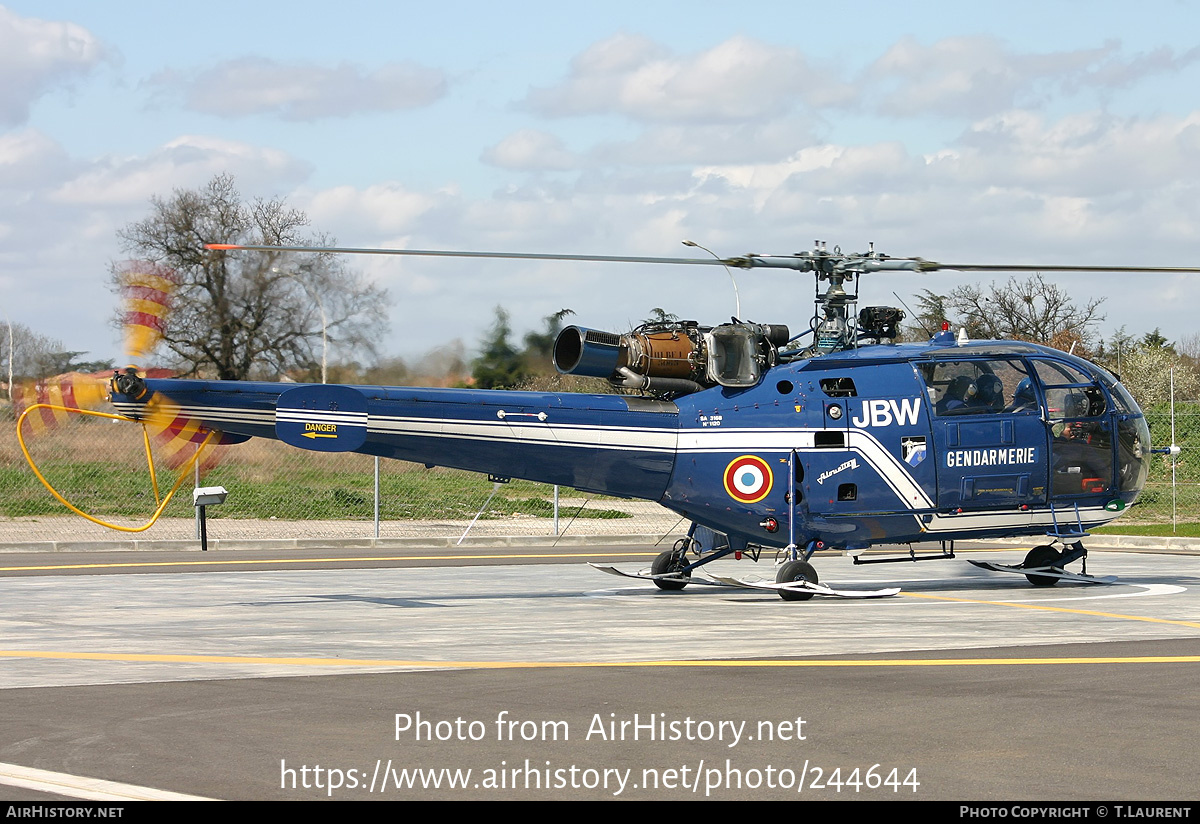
<box><xmin>16</xmin><ymin>403</ymin><xmax>217</xmax><ymax>533</ymax></box>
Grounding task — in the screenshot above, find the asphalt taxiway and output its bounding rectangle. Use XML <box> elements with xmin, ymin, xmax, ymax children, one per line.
<box><xmin>1</xmin><ymin>543</ymin><xmax>1198</xmax><ymax>800</ymax></box>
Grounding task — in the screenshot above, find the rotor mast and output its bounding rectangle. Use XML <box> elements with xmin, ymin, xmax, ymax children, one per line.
<box><xmin>721</xmin><ymin>241</ymin><xmax>917</xmax><ymax>353</ymax></box>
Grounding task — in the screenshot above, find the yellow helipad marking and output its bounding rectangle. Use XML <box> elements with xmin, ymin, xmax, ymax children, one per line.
<box><xmin>902</xmin><ymin>591</ymin><xmax>1200</xmax><ymax>629</ymax></box>
<box><xmin>0</xmin><ymin>551</ymin><xmax>658</xmax><ymax>573</ymax></box>
<box><xmin>0</xmin><ymin>544</ymin><xmax>1027</xmax><ymax>574</ymax></box>
<box><xmin>1</xmin><ymin>649</ymin><xmax>1198</xmax><ymax>668</ymax></box>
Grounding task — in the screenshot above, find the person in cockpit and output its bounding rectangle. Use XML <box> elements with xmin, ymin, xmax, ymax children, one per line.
<box><xmin>973</xmin><ymin>373</ymin><xmax>1005</xmax><ymax>412</ymax></box>
<box><xmin>936</xmin><ymin>375</ymin><xmax>978</xmax><ymax>415</ymax></box>
<box><xmin>1009</xmin><ymin>378</ymin><xmax>1039</xmax><ymax>413</ymax></box>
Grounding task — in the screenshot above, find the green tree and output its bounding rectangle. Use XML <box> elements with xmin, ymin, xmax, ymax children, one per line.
<box><xmin>521</xmin><ymin>308</ymin><xmax>574</xmax><ymax>374</ymax></box>
<box><xmin>904</xmin><ymin>289</ymin><xmax>952</xmax><ymax>339</ymax></box>
<box><xmin>472</xmin><ymin>307</ymin><xmax>526</xmax><ymax>389</ymax></box>
<box><xmin>1141</xmin><ymin>328</ymin><xmax>1174</xmax><ymax>352</ymax></box>
<box><xmin>1095</xmin><ymin>327</ymin><xmax>1137</xmax><ymax>371</ymax></box>
<box><xmin>523</xmin><ymin>309</ymin><xmax>574</xmax><ymax>360</ymax></box>
<box><xmin>642</xmin><ymin>308</ymin><xmax>679</xmax><ymax>325</ymax></box>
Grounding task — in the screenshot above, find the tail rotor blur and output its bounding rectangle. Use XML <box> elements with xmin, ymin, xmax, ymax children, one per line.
<box><xmin>118</xmin><ymin>260</ymin><xmax>178</xmax><ymax>363</ymax></box>
<box><xmin>12</xmin><ymin>266</ymin><xmax>239</xmax><ymax>530</ymax></box>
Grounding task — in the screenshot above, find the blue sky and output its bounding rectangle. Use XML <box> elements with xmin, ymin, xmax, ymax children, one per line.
<box><xmin>4</xmin><ymin>1</ymin><xmax>1200</xmax><ymax>366</ymax></box>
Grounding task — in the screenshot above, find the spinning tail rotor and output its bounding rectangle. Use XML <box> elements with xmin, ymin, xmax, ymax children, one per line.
<box><xmin>14</xmin><ymin>264</ymin><xmax>236</xmax><ymax>530</ymax></box>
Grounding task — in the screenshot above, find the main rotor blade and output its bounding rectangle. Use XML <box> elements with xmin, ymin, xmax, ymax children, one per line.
<box><xmin>205</xmin><ymin>243</ymin><xmax>729</xmax><ymax>267</ymax></box>
<box><xmin>926</xmin><ymin>262</ymin><xmax>1200</xmax><ymax>274</ymax></box>
<box><xmin>205</xmin><ymin>243</ymin><xmax>1200</xmax><ymax>274</ymax></box>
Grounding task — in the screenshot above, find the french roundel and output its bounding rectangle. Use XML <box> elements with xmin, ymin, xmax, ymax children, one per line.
<box><xmin>723</xmin><ymin>455</ymin><xmax>774</xmax><ymax>504</ymax></box>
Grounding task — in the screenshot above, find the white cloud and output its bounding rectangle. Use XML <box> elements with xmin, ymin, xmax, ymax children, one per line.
<box><xmin>0</xmin><ymin>6</ymin><xmax>107</xmax><ymax>127</ymax></box>
<box><xmin>0</xmin><ymin>129</ymin><xmax>73</xmax><ymax>188</ymax></box>
<box><xmin>668</xmin><ymin>105</ymin><xmax>1200</xmax><ymax>273</ymax></box>
<box><xmin>950</xmin><ymin>110</ymin><xmax>1200</xmax><ymax>195</ymax></box>
<box><xmin>481</xmin><ymin>130</ymin><xmax>578</xmax><ymax>171</ymax></box>
<box><xmin>481</xmin><ymin>120</ymin><xmax>819</xmax><ymax>174</ymax></box>
<box><xmin>0</xmin><ymin>134</ymin><xmax>317</xmax><ymax>361</ymax></box>
<box><xmin>8</xmin><ymin>20</ymin><xmax>1200</xmax><ymax>364</ymax></box>
<box><xmin>524</xmin><ymin>33</ymin><xmax>853</xmax><ymax>123</ymax></box>
<box><xmin>50</xmin><ymin>135</ymin><xmax>310</xmax><ymax>205</ymax></box>
<box><xmin>292</xmin><ymin>108</ymin><xmax>1200</xmax><ymax>289</ymax></box>
<box><xmin>154</xmin><ymin>57</ymin><xmax>447</xmax><ymax>121</ymax></box>
<box><xmin>589</xmin><ymin>119</ymin><xmax>818</xmax><ymax>167</ymax></box>
<box><xmin>300</xmin><ymin>183</ymin><xmax>442</xmax><ymax>236</ymax></box>
<box><xmin>866</xmin><ymin>36</ymin><xmax>1200</xmax><ymax>118</ymax></box>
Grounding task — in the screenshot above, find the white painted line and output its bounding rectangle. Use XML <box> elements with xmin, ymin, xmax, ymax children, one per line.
<box><xmin>0</xmin><ymin>761</ymin><xmax>215</xmax><ymax>801</ymax></box>
<box><xmin>1010</xmin><ymin>583</ymin><xmax>1187</xmax><ymax>603</ymax></box>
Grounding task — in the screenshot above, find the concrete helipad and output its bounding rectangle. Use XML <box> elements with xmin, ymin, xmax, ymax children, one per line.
<box><xmin>1</xmin><ymin>544</ymin><xmax>1198</xmax><ymax>800</ymax></box>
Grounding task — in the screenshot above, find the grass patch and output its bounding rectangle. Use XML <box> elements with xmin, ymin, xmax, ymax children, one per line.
<box><xmin>1092</xmin><ymin>522</ymin><xmax>1200</xmax><ymax>538</ymax></box>
<box><xmin>2</xmin><ymin>460</ymin><xmax>630</xmax><ymax>521</ymax></box>
<box><xmin>3</xmin><ymin>422</ymin><xmax>630</xmax><ymax>521</ymax></box>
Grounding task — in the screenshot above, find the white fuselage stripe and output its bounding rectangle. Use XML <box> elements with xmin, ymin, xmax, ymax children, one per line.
<box><xmin>277</xmin><ymin>410</ymin><xmax>367</xmax><ymax>425</ymax></box>
<box><xmin>111</xmin><ymin>405</ymin><xmax>1122</xmax><ymax>531</ymax></box>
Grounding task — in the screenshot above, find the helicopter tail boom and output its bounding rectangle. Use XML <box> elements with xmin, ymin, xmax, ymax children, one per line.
<box><xmin>110</xmin><ymin>374</ymin><xmax>681</xmax><ymax>501</ymax></box>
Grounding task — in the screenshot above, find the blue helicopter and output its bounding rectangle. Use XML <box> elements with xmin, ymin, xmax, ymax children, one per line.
<box><xmin>107</xmin><ymin>241</ymin><xmax>1187</xmax><ymax>601</ymax></box>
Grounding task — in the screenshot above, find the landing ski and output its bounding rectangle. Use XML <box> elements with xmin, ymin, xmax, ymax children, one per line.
<box><xmin>968</xmin><ymin>560</ymin><xmax>1116</xmax><ymax>584</ymax></box>
<box><xmin>706</xmin><ymin>574</ymin><xmax>900</xmax><ymax>599</ymax></box>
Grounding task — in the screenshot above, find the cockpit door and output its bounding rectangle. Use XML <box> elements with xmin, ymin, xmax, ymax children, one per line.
<box><xmin>921</xmin><ymin>358</ymin><xmax>1048</xmax><ymax>511</ymax></box>
<box><xmin>1029</xmin><ymin>360</ymin><xmax>1116</xmax><ymax>501</ymax></box>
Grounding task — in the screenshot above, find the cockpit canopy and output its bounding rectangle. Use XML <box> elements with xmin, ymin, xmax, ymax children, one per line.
<box><xmin>917</xmin><ymin>352</ymin><xmax>1149</xmax><ymax>497</ymax></box>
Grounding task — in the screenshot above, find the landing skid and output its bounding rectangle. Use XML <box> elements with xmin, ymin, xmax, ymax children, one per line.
<box><xmin>968</xmin><ymin>560</ymin><xmax>1115</xmax><ymax>585</ymax></box>
<box><xmin>588</xmin><ymin>563</ymin><xmax>899</xmax><ymax>598</ymax></box>
<box><xmin>707</xmin><ymin>574</ymin><xmax>900</xmax><ymax>599</ymax></box>
<box><xmin>587</xmin><ymin>563</ymin><xmax>724</xmax><ymax>587</ymax></box>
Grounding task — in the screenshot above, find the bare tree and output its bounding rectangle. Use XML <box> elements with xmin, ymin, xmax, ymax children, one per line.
<box><xmin>944</xmin><ymin>274</ymin><xmax>1105</xmax><ymax>352</ymax></box>
<box><xmin>1177</xmin><ymin>331</ymin><xmax>1200</xmax><ymax>375</ymax></box>
<box><xmin>1</xmin><ymin>322</ymin><xmax>110</xmax><ymax>381</ymax></box>
<box><xmin>2</xmin><ymin>322</ymin><xmax>60</xmax><ymax>382</ymax></box>
<box><xmin>113</xmin><ymin>174</ymin><xmax>388</xmax><ymax>380</ymax></box>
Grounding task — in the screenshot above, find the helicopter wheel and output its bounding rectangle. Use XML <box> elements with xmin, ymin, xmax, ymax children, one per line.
<box><xmin>651</xmin><ymin>550</ymin><xmax>690</xmax><ymax>591</ymax></box>
<box><xmin>776</xmin><ymin>560</ymin><xmax>818</xmax><ymax>602</ymax></box>
<box><xmin>1023</xmin><ymin>545</ymin><xmax>1063</xmax><ymax>587</ymax></box>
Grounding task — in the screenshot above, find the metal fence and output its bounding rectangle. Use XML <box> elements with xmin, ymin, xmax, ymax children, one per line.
<box><xmin>0</xmin><ymin>407</ymin><xmax>686</xmax><ymax>545</ymax></box>
<box><xmin>1139</xmin><ymin>404</ymin><xmax>1200</xmax><ymax>526</ymax></box>
<box><xmin>2</xmin><ymin>401</ymin><xmax>1197</xmax><ymax>547</ymax></box>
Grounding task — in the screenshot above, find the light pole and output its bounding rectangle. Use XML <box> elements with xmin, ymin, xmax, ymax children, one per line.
<box><xmin>3</xmin><ymin>311</ymin><xmax>12</xmax><ymax>407</ymax></box>
<box><xmin>271</xmin><ymin>266</ymin><xmax>327</xmax><ymax>383</ymax></box>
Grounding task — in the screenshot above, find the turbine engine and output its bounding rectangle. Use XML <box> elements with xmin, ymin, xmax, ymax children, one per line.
<box><xmin>552</xmin><ymin>321</ymin><xmax>789</xmax><ymax>398</ymax></box>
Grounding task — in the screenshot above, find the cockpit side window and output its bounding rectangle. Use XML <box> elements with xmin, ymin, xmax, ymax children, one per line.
<box><xmin>1031</xmin><ymin>361</ymin><xmax>1088</xmax><ymax>386</ymax></box>
<box><xmin>1094</xmin><ymin>368</ymin><xmax>1136</xmax><ymax>414</ymax></box>
<box><xmin>1031</xmin><ymin>360</ymin><xmax>1107</xmax><ymax>419</ymax></box>
<box><xmin>919</xmin><ymin>359</ymin><xmax>1034</xmax><ymax>417</ymax></box>
<box><xmin>1085</xmin><ymin>364</ymin><xmax>1147</xmax><ymax>491</ymax></box>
